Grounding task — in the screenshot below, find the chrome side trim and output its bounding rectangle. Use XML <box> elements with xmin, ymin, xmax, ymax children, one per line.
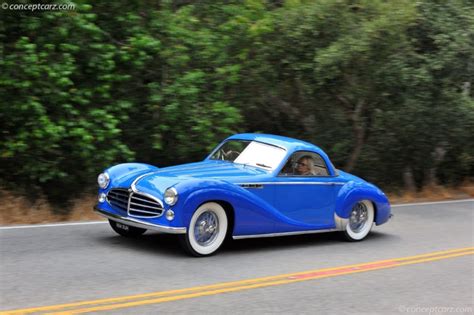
<box><xmin>131</xmin><ymin>172</ymin><xmax>155</xmax><ymax>192</ymax></box>
<box><xmin>94</xmin><ymin>206</ymin><xmax>186</xmax><ymax>234</ymax></box>
<box><xmin>232</xmin><ymin>228</ymin><xmax>338</xmax><ymax>240</ymax></box>
<box><xmin>239</xmin><ymin>184</ymin><xmax>264</xmax><ymax>189</ymax></box>
<box><xmin>235</xmin><ymin>182</ymin><xmax>345</xmax><ymax>186</ymax></box>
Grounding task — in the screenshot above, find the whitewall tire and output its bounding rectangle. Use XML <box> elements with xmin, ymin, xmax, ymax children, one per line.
<box><xmin>179</xmin><ymin>202</ymin><xmax>228</xmax><ymax>257</ymax></box>
<box><xmin>343</xmin><ymin>200</ymin><xmax>374</xmax><ymax>241</ymax></box>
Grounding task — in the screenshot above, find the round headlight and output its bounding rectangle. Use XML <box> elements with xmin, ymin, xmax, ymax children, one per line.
<box><xmin>97</xmin><ymin>172</ymin><xmax>110</xmax><ymax>189</ymax></box>
<box><xmin>98</xmin><ymin>193</ymin><xmax>107</xmax><ymax>203</ymax></box>
<box><xmin>164</xmin><ymin>187</ymin><xmax>178</xmax><ymax>206</ymax></box>
<box><xmin>165</xmin><ymin>209</ymin><xmax>175</xmax><ymax>221</ymax></box>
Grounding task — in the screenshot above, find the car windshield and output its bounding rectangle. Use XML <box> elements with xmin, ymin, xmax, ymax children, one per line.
<box><xmin>209</xmin><ymin>140</ymin><xmax>287</xmax><ymax>171</ymax></box>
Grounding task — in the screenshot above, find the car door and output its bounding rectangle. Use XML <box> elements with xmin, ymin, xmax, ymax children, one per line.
<box><xmin>273</xmin><ymin>151</ymin><xmax>338</xmax><ymax>228</ymax></box>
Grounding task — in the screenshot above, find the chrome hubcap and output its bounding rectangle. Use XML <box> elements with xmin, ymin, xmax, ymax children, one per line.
<box><xmin>194</xmin><ymin>211</ymin><xmax>219</xmax><ymax>246</ymax></box>
<box><xmin>349</xmin><ymin>202</ymin><xmax>368</xmax><ymax>233</ymax></box>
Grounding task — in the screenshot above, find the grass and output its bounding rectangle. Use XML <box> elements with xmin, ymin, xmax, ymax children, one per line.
<box><xmin>387</xmin><ymin>181</ymin><xmax>474</xmax><ymax>204</ymax></box>
<box><xmin>0</xmin><ymin>190</ymin><xmax>101</xmax><ymax>225</ymax></box>
<box><xmin>1</xmin><ymin>182</ymin><xmax>473</xmax><ymax>226</ymax></box>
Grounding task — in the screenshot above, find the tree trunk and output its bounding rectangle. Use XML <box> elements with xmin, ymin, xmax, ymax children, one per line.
<box><xmin>344</xmin><ymin>99</ymin><xmax>366</xmax><ymax>172</ymax></box>
<box><xmin>424</xmin><ymin>145</ymin><xmax>447</xmax><ymax>187</ymax></box>
<box><xmin>403</xmin><ymin>166</ymin><xmax>416</xmax><ymax>193</ymax></box>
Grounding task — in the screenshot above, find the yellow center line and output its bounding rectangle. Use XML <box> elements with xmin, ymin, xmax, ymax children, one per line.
<box><xmin>2</xmin><ymin>247</ymin><xmax>473</xmax><ymax>315</ymax></box>
<box><xmin>46</xmin><ymin>251</ymin><xmax>474</xmax><ymax>315</ymax></box>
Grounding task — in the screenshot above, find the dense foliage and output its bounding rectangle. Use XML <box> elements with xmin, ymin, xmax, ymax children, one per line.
<box><xmin>1</xmin><ymin>0</ymin><xmax>473</xmax><ymax>208</ymax></box>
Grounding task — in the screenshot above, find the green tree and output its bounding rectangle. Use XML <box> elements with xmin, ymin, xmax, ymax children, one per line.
<box><xmin>0</xmin><ymin>5</ymin><xmax>135</xmax><ymax>207</ymax></box>
<box><xmin>368</xmin><ymin>0</ymin><xmax>474</xmax><ymax>189</ymax></box>
<box><xmin>1</xmin><ymin>0</ymin><xmax>472</xmax><ymax>210</ymax></box>
<box><xmin>239</xmin><ymin>0</ymin><xmax>417</xmax><ymax>171</ymax></box>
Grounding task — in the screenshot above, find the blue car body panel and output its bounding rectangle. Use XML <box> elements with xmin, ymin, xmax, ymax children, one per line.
<box><xmin>104</xmin><ymin>162</ymin><xmax>159</xmax><ymax>190</ymax></box>
<box><xmin>96</xmin><ymin>133</ymin><xmax>391</xmax><ymax>237</ymax></box>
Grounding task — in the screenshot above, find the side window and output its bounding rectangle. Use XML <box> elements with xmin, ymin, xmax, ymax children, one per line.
<box><xmin>279</xmin><ymin>151</ymin><xmax>329</xmax><ymax>176</ymax></box>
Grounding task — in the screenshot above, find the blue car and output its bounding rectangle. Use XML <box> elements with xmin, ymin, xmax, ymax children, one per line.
<box><xmin>95</xmin><ymin>133</ymin><xmax>391</xmax><ymax>256</ymax></box>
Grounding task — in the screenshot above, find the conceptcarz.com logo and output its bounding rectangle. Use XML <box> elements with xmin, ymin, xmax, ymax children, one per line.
<box><xmin>1</xmin><ymin>2</ymin><xmax>76</xmax><ymax>11</ymax></box>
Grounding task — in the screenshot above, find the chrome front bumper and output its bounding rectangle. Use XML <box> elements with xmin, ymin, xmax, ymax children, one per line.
<box><xmin>94</xmin><ymin>206</ymin><xmax>186</xmax><ymax>234</ymax></box>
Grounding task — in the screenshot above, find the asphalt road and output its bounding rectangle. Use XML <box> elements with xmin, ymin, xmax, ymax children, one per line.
<box><xmin>0</xmin><ymin>199</ymin><xmax>473</xmax><ymax>314</ymax></box>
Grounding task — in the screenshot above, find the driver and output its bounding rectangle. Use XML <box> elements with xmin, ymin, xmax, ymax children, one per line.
<box><xmin>295</xmin><ymin>155</ymin><xmax>316</xmax><ymax>175</ymax></box>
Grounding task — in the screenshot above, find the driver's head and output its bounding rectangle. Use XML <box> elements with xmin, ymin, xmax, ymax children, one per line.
<box><xmin>296</xmin><ymin>156</ymin><xmax>314</xmax><ymax>175</ymax></box>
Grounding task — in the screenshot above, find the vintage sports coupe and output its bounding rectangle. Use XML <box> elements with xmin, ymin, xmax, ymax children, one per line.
<box><xmin>95</xmin><ymin>133</ymin><xmax>391</xmax><ymax>256</ymax></box>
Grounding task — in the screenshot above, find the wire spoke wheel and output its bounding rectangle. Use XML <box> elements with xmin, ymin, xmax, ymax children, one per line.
<box><xmin>193</xmin><ymin>211</ymin><xmax>219</xmax><ymax>246</ymax></box>
<box><xmin>179</xmin><ymin>202</ymin><xmax>228</xmax><ymax>257</ymax></box>
<box><xmin>343</xmin><ymin>200</ymin><xmax>374</xmax><ymax>241</ymax></box>
<box><xmin>349</xmin><ymin>202</ymin><xmax>369</xmax><ymax>233</ymax></box>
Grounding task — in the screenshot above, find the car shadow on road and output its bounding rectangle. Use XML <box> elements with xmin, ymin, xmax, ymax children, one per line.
<box><xmin>226</xmin><ymin>232</ymin><xmax>340</xmax><ymax>253</ymax></box>
<box><xmin>94</xmin><ymin>230</ymin><xmax>397</xmax><ymax>257</ymax></box>
<box><xmin>95</xmin><ymin>233</ymin><xmax>185</xmax><ymax>257</ymax></box>
<box><xmin>224</xmin><ymin>231</ymin><xmax>396</xmax><ymax>253</ymax></box>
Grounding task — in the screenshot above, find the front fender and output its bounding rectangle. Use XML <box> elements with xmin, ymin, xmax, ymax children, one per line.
<box><xmin>335</xmin><ymin>181</ymin><xmax>391</xmax><ymax>226</ymax></box>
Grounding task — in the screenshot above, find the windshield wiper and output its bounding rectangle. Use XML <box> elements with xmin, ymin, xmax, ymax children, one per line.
<box><xmin>256</xmin><ymin>163</ymin><xmax>271</xmax><ymax>169</ymax></box>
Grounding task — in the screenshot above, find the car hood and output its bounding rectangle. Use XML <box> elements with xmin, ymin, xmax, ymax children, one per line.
<box><xmin>133</xmin><ymin>160</ymin><xmax>269</xmax><ymax>196</ymax></box>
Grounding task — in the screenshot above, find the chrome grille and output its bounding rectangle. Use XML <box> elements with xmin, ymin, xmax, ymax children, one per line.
<box><xmin>129</xmin><ymin>193</ymin><xmax>164</xmax><ymax>217</ymax></box>
<box><xmin>107</xmin><ymin>188</ymin><xmax>164</xmax><ymax>217</ymax></box>
<box><xmin>106</xmin><ymin>189</ymin><xmax>129</xmax><ymax>212</ymax></box>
